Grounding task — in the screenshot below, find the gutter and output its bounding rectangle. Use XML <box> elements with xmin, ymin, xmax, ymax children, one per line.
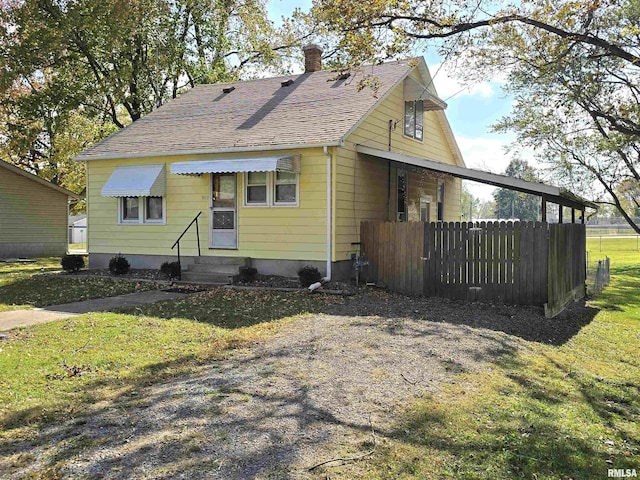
<box><xmin>74</xmin><ymin>141</ymin><xmax>343</xmax><ymax>162</ymax></box>
<box><xmin>323</xmin><ymin>146</ymin><xmax>332</xmax><ymax>282</ymax></box>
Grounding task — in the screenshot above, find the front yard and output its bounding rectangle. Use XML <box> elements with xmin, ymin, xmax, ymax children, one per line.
<box><xmin>0</xmin><ymin>258</ymin><xmax>161</xmax><ymax>311</ymax></box>
<box><xmin>0</xmin><ymin>243</ymin><xmax>638</xmax><ymax>478</ymax></box>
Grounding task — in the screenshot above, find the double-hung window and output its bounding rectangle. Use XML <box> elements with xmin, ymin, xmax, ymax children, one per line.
<box><xmin>119</xmin><ymin>196</ymin><xmax>165</xmax><ymax>224</ymax></box>
<box><xmin>246</xmin><ymin>172</ymin><xmax>268</xmax><ymax>205</ymax></box>
<box><xmin>244</xmin><ymin>171</ymin><xmax>299</xmax><ymax>207</ymax></box>
<box><xmin>404</xmin><ymin>100</ymin><xmax>424</xmax><ymax>140</ymax></box>
<box><xmin>274</xmin><ymin>171</ymin><xmax>297</xmax><ymax>205</ymax></box>
<box><xmin>121</xmin><ymin>197</ymin><xmax>140</xmax><ymax>223</ymax></box>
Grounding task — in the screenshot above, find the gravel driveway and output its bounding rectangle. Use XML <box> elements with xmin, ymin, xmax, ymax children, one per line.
<box><xmin>2</xmin><ymin>293</ymin><xmax>592</xmax><ymax>479</ymax></box>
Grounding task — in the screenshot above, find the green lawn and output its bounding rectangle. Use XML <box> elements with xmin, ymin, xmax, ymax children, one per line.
<box><xmin>0</xmin><ymin>288</ymin><xmax>338</xmax><ymax>435</ymax></box>
<box><xmin>330</xmin><ymin>239</ymin><xmax>640</xmax><ymax>478</ymax></box>
<box><xmin>1</xmin><ymin>248</ymin><xmax>639</xmax><ymax>479</ymax></box>
<box><xmin>0</xmin><ymin>257</ymin><xmax>160</xmax><ymax>311</ymax></box>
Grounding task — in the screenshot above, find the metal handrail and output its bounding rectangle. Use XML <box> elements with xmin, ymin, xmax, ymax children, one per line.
<box><xmin>171</xmin><ymin>211</ymin><xmax>202</xmax><ymax>279</ymax></box>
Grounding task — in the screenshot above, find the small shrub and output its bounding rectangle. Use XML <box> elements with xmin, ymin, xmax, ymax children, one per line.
<box><xmin>160</xmin><ymin>261</ymin><xmax>181</xmax><ymax>279</ymax></box>
<box><xmin>237</xmin><ymin>266</ymin><xmax>258</xmax><ymax>283</ymax></box>
<box><xmin>298</xmin><ymin>265</ymin><xmax>322</xmax><ymax>287</ymax></box>
<box><xmin>61</xmin><ymin>254</ymin><xmax>85</xmax><ymax>272</ymax></box>
<box><xmin>109</xmin><ymin>254</ymin><xmax>130</xmax><ymax>275</ymax></box>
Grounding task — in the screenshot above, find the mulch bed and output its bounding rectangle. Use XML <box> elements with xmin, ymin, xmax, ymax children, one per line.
<box><xmin>234</xmin><ymin>274</ymin><xmax>361</xmax><ymax>294</ymax></box>
<box><xmin>72</xmin><ymin>268</ymin><xmax>168</xmax><ymax>281</ymax></box>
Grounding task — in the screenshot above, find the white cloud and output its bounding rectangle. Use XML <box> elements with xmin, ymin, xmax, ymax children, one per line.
<box><xmin>428</xmin><ymin>63</ymin><xmax>495</xmax><ymax>100</ymax></box>
<box><xmin>456</xmin><ymin>136</ymin><xmax>537</xmax><ymax>201</ymax></box>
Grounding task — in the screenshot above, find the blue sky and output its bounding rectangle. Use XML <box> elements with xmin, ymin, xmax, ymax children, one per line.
<box><xmin>266</xmin><ymin>0</ymin><xmax>526</xmax><ymax>201</ymax></box>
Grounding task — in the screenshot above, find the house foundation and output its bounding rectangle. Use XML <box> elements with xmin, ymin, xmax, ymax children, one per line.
<box><xmin>88</xmin><ymin>253</ymin><xmax>349</xmax><ymax>280</ymax></box>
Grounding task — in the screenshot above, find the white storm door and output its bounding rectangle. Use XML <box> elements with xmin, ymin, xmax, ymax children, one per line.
<box><xmin>210</xmin><ymin>173</ymin><xmax>237</xmax><ymax>249</ymax></box>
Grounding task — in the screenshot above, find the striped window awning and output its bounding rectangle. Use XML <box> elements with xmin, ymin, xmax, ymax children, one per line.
<box><xmin>170</xmin><ymin>155</ymin><xmax>301</xmax><ymax>175</ymax></box>
<box><xmin>101</xmin><ymin>164</ymin><xmax>166</xmax><ymax>197</ymax></box>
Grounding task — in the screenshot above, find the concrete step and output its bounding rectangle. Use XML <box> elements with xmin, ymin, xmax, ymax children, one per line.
<box><xmin>192</xmin><ymin>256</ymin><xmax>250</xmax><ymax>266</ymax></box>
<box><xmin>186</xmin><ymin>263</ymin><xmax>241</xmax><ymax>275</ymax></box>
<box><xmin>180</xmin><ymin>272</ymin><xmax>233</xmax><ymax>284</ymax></box>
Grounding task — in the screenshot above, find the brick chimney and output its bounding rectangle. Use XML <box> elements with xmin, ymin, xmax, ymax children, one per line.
<box><xmin>303</xmin><ymin>44</ymin><xmax>323</xmax><ymax>73</ymax></box>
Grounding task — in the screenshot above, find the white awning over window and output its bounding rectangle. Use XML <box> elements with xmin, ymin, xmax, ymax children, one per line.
<box><xmin>170</xmin><ymin>155</ymin><xmax>301</xmax><ymax>175</ymax></box>
<box><xmin>403</xmin><ymin>77</ymin><xmax>448</xmax><ymax>111</ymax></box>
<box><xmin>101</xmin><ymin>164</ymin><xmax>166</xmax><ymax>197</ymax></box>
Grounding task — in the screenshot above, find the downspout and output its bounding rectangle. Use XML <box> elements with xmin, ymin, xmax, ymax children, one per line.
<box><xmin>323</xmin><ymin>146</ymin><xmax>332</xmax><ymax>281</ymax></box>
<box><xmin>387</xmin><ymin>120</ymin><xmax>393</xmax><ymax>221</ymax></box>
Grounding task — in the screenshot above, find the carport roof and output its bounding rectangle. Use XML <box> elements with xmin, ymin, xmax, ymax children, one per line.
<box><xmin>357</xmin><ymin>145</ymin><xmax>598</xmax><ymax>211</ymax></box>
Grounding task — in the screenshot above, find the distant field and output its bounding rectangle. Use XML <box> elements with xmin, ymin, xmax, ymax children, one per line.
<box><xmin>586</xmin><ymin>236</ymin><xmax>640</xmax><ymax>263</ymax></box>
<box><xmin>586</xmin><ymin>227</ymin><xmax>638</xmax><ymax>237</ymax></box>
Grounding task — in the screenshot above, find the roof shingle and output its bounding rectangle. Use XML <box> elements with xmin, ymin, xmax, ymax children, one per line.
<box><xmin>75</xmin><ymin>60</ymin><xmax>414</xmax><ymax>160</ymax></box>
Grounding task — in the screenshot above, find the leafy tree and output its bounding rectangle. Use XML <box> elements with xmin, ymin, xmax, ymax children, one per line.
<box><xmin>460</xmin><ymin>184</ymin><xmax>480</xmax><ymax>221</ymax></box>
<box><xmin>312</xmin><ymin>0</ymin><xmax>640</xmax><ymax>232</ymax></box>
<box><xmin>0</xmin><ymin>0</ymin><xmax>293</xmax><ymax>199</ymax></box>
<box><xmin>493</xmin><ymin>159</ymin><xmax>541</xmax><ymax>221</ymax></box>
<box><xmin>477</xmin><ymin>199</ymin><xmax>497</xmax><ymax>220</ymax></box>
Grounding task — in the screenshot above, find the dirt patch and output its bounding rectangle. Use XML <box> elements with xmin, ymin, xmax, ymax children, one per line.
<box><xmin>0</xmin><ymin>293</ymin><xmax>594</xmax><ymax>479</ymax></box>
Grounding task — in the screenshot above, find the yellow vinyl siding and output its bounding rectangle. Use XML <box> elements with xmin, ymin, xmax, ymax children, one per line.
<box><xmin>333</xmin><ymin>72</ymin><xmax>462</xmax><ymax>261</ymax></box>
<box><xmin>87</xmin><ymin>149</ymin><xmax>327</xmax><ymax>261</ymax></box>
<box><xmin>0</xmin><ymin>166</ymin><xmax>68</xmax><ymax>247</ymax></box>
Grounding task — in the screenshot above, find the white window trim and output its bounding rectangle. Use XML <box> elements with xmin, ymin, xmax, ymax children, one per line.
<box><xmin>118</xmin><ymin>196</ymin><xmax>166</xmax><ymax>225</ymax></box>
<box><xmin>403</xmin><ymin>100</ymin><xmax>424</xmax><ymax>143</ymax></box>
<box><xmin>243</xmin><ymin>171</ymin><xmax>299</xmax><ymax>208</ymax></box>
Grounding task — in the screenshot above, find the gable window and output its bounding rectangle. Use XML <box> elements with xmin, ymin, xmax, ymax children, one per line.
<box><xmin>244</xmin><ymin>171</ymin><xmax>299</xmax><ymax>207</ymax></box>
<box><xmin>404</xmin><ymin>100</ymin><xmax>424</xmax><ymax>141</ymax></box>
<box><xmin>246</xmin><ymin>172</ymin><xmax>268</xmax><ymax>205</ymax></box>
<box><xmin>119</xmin><ymin>196</ymin><xmax>165</xmax><ymax>224</ymax></box>
<box><xmin>437</xmin><ymin>179</ymin><xmax>445</xmax><ymax>222</ymax></box>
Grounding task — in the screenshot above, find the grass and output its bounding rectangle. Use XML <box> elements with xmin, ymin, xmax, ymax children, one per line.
<box><xmin>0</xmin><ymin>257</ymin><xmax>160</xmax><ymax>311</ymax></box>
<box><xmin>328</xmin><ymin>239</ymin><xmax>640</xmax><ymax>479</ymax></box>
<box><xmin>2</xmin><ymin>247</ymin><xmax>639</xmax><ymax>478</ymax></box>
<box><xmin>0</xmin><ymin>288</ymin><xmax>339</xmax><ymax>435</ymax></box>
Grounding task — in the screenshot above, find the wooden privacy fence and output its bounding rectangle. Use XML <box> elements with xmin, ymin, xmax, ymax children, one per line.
<box><xmin>360</xmin><ymin>221</ymin><xmax>586</xmax><ymax>317</ymax></box>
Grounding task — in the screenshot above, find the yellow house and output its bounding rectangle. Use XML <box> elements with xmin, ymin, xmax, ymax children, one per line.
<box><xmin>0</xmin><ymin>160</ymin><xmax>81</xmax><ymax>258</ymax></box>
<box><xmin>76</xmin><ymin>47</ymin><xmax>465</xmax><ymax>281</ymax></box>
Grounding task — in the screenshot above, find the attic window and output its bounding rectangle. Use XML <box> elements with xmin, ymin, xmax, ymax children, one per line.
<box><xmin>281</xmin><ymin>79</ymin><xmax>294</xmax><ymax>87</ymax></box>
<box><xmin>404</xmin><ymin>100</ymin><xmax>424</xmax><ymax>141</ymax></box>
<box><xmin>222</xmin><ymin>86</ymin><xmax>235</xmax><ymax>93</ymax></box>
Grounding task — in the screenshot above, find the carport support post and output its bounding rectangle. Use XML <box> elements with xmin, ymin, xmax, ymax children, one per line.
<box><xmin>571</xmin><ymin>208</ymin><xmax>576</xmax><ymax>224</ymax></box>
<box><xmin>541</xmin><ymin>197</ymin><xmax>547</xmax><ymax>222</ymax></box>
<box><xmin>558</xmin><ymin>205</ymin><xmax>563</xmax><ymax>224</ymax></box>
<box><xmin>581</xmin><ymin>209</ymin><xmax>585</xmax><ymax>224</ymax></box>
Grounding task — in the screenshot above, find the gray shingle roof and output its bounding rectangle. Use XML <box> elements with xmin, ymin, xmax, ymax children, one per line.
<box><xmin>75</xmin><ymin>60</ymin><xmax>414</xmax><ymax>161</ymax></box>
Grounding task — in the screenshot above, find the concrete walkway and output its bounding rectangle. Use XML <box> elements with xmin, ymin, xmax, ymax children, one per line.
<box><xmin>0</xmin><ymin>290</ymin><xmax>188</xmax><ymax>331</ymax></box>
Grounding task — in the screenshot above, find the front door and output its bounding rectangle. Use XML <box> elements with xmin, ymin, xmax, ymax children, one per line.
<box><xmin>210</xmin><ymin>173</ymin><xmax>237</xmax><ymax>249</ymax></box>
